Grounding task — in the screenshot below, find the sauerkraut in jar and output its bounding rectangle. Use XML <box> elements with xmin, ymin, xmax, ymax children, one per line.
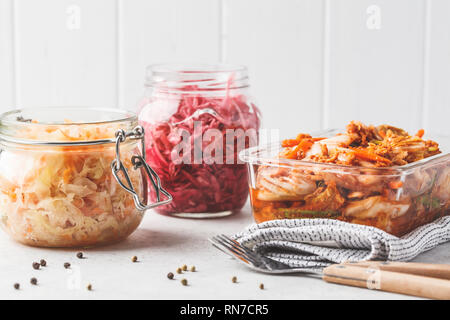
<box><xmin>138</xmin><ymin>64</ymin><xmax>261</xmax><ymax>218</ymax></box>
<box><xmin>0</xmin><ymin>107</ymin><xmax>171</xmax><ymax>247</ymax></box>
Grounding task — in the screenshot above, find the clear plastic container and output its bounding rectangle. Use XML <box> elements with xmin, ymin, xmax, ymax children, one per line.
<box><xmin>0</xmin><ymin>107</ymin><xmax>171</xmax><ymax>247</ymax></box>
<box><xmin>138</xmin><ymin>64</ymin><xmax>261</xmax><ymax>218</ymax></box>
<box><xmin>240</xmin><ymin>129</ymin><xmax>450</xmax><ymax>237</ymax></box>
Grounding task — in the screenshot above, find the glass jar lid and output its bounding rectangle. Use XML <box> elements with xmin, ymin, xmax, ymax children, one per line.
<box><xmin>0</xmin><ymin>107</ymin><xmax>138</xmax><ymax>146</ymax></box>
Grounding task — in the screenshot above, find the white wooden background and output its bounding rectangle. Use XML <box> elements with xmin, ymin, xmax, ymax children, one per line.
<box><xmin>0</xmin><ymin>0</ymin><xmax>449</xmax><ymax>138</ymax></box>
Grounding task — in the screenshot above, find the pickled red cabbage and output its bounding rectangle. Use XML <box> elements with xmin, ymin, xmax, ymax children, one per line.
<box><xmin>140</xmin><ymin>88</ymin><xmax>260</xmax><ymax>214</ymax></box>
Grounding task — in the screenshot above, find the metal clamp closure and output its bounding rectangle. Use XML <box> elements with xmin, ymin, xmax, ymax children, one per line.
<box><xmin>111</xmin><ymin>126</ymin><xmax>172</xmax><ymax>211</ymax></box>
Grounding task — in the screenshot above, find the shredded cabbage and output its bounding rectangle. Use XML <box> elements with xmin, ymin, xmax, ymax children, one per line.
<box><xmin>139</xmin><ymin>85</ymin><xmax>260</xmax><ymax>214</ymax></box>
<box><xmin>0</xmin><ymin>123</ymin><xmax>143</xmax><ymax>247</ymax></box>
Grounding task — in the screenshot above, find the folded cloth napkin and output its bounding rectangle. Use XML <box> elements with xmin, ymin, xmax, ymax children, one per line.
<box><xmin>232</xmin><ymin>216</ymin><xmax>450</xmax><ymax>271</ymax></box>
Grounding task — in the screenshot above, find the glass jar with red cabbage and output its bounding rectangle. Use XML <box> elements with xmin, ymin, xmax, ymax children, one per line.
<box><xmin>137</xmin><ymin>64</ymin><xmax>261</xmax><ymax>218</ymax></box>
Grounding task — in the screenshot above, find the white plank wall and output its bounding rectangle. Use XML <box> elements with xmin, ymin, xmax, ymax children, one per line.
<box><xmin>0</xmin><ymin>0</ymin><xmax>13</xmax><ymax>108</ymax></box>
<box><xmin>225</xmin><ymin>0</ymin><xmax>324</xmax><ymax>138</ymax></box>
<box><xmin>0</xmin><ymin>0</ymin><xmax>448</xmax><ymax>135</ymax></box>
<box><xmin>426</xmin><ymin>0</ymin><xmax>450</xmax><ymax>136</ymax></box>
<box><xmin>13</xmin><ymin>0</ymin><xmax>117</xmax><ymax>108</ymax></box>
<box><xmin>327</xmin><ymin>0</ymin><xmax>425</xmax><ymax>132</ymax></box>
<box><xmin>119</xmin><ymin>0</ymin><xmax>220</xmax><ymax>110</ymax></box>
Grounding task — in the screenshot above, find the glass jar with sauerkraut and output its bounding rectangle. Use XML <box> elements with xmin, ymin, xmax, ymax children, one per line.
<box><xmin>0</xmin><ymin>107</ymin><xmax>171</xmax><ymax>247</ymax></box>
<box><xmin>138</xmin><ymin>64</ymin><xmax>261</xmax><ymax>218</ymax></box>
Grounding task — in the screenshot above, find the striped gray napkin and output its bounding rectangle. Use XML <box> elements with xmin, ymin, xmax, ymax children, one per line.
<box><xmin>232</xmin><ymin>216</ymin><xmax>450</xmax><ymax>270</ymax></box>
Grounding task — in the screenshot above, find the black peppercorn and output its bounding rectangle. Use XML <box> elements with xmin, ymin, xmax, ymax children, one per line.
<box><xmin>32</xmin><ymin>262</ymin><xmax>40</xmax><ymax>270</ymax></box>
<box><xmin>76</xmin><ymin>252</ymin><xmax>83</xmax><ymax>259</ymax></box>
<box><xmin>13</xmin><ymin>283</ymin><xmax>20</xmax><ymax>290</ymax></box>
<box><xmin>64</xmin><ymin>262</ymin><xmax>71</xmax><ymax>269</ymax></box>
<box><xmin>30</xmin><ymin>278</ymin><xmax>38</xmax><ymax>285</ymax></box>
<box><xmin>167</xmin><ymin>272</ymin><xmax>174</xmax><ymax>280</ymax></box>
<box><xmin>40</xmin><ymin>259</ymin><xmax>47</xmax><ymax>267</ymax></box>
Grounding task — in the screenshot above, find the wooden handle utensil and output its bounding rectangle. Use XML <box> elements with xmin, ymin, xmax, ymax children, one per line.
<box><xmin>344</xmin><ymin>261</ymin><xmax>450</xmax><ymax>280</ymax></box>
<box><xmin>323</xmin><ymin>264</ymin><xmax>450</xmax><ymax>300</ymax></box>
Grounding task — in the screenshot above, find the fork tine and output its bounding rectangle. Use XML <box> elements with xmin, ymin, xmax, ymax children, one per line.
<box><xmin>216</xmin><ymin>235</ymin><xmax>255</xmax><ymax>259</ymax></box>
<box><xmin>217</xmin><ymin>235</ymin><xmax>295</xmax><ymax>271</ymax></box>
<box><xmin>212</xmin><ymin>236</ymin><xmax>251</xmax><ymax>259</ymax></box>
<box><xmin>217</xmin><ymin>234</ymin><xmax>262</xmax><ymax>261</ymax></box>
<box><xmin>219</xmin><ymin>234</ymin><xmax>253</xmax><ymax>253</ymax></box>
<box><xmin>212</xmin><ymin>236</ymin><xmax>259</xmax><ymax>265</ymax></box>
<box><xmin>210</xmin><ymin>236</ymin><xmax>241</xmax><ymax>258</ymax></box>
<box><xmin>217</xmin><ymin>239</ymin><xmax>262</xmax><ymax>267</ymax></box>
<box><xmin>214</xmin><ymin>241</ymin><xmax>253</xmax><ymax>263</ymax></box>
<box><xmin>210</xmin><ymin>242</ymin><xmax>235</xmax><ymax>259</ymax></box>
<box><xmin>212</xmin><ymin>234</ymin><xmax>261</xmax><ymax>264</ymax></box>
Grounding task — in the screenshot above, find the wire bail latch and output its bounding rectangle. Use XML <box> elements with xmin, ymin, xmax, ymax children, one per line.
<box><xmin>111</xmin><ymin>125</ymin><xmax>172</xmax><ymax>211</ymax></box>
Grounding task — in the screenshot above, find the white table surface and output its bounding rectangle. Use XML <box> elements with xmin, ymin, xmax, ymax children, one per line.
<box><xmin>1</xmin><ymin>202</ymin><xmax>449</xmax><ymax>300</ymax></box>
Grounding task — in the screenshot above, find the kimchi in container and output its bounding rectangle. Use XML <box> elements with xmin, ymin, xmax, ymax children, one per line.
<box><xmin>240</xmin><ymin>124</ymin><xmax>450</xmax><ymax>237</ymax></box>
<box><xmin>0</xmin><ymin>107</ymin><xmax>171</xmax><ymax>247</ymax></box>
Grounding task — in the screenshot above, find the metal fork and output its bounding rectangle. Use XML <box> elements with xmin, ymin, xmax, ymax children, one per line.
<box><xmin>209</xmin><ymin>234</ymin><xmax>322</xmax><ymax>275</ymax></box>
<box><xmin>209</xmin><ymin>234</ymin><xmax>450</xmax><ymax>299</ymax></box>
